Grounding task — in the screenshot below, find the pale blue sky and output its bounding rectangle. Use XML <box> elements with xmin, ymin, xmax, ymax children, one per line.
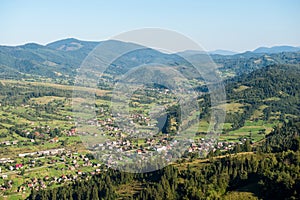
<box><xmin>1</xmin><ymin>0</ymin><xmax>299</xmax><ymax>52</ymax></box>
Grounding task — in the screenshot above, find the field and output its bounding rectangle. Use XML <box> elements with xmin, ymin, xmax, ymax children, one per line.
<box><xmin>0</xmin><ymin>76</ymin><xmax>294</xmax><ymax>199</ymax></box>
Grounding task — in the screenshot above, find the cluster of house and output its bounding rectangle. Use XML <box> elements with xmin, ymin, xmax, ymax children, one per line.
<box><xmin>0</xmin><ymin>136</ymin><xmax>245</xmax><ymax>194</ymax></box>
<box><xmin>0</xmin><ymin>125</ymin><xmax>78</xmax><ymax>149</ymax></box>
<box><xmin>19</xmin><ymin>126</ymin><xmax>77</xmax><ymax>140</ymax></box>
<box><xmin>186</xmin><ymin>138</ymin><xmax>237</xmax><ymax>153</ymax></box>
<box><xmin>19</xmin><ymin>154</ymin><xmax>103</xmax><ymax>191</ymax></box>
<box><xmin>0</xmin><ymin>180</ymin><xmax>12</xmax><ymax>191</ymax></box>
<box><xmin>0</xmin><ymin>158</ymin><xmax>14</xmax><ymax>164</ymax></box>
<box><xmin>95</xmin><ymin>105</ymin><xmax>153</xmax><ymax>130</ymax></box>
<box><xmin>0</xmin><ymin>149</ymin><xmax>106</xmax><ymax>192</ymax></box>
<box><xmin>0</xmin><ymin>140</ymin><xmax>19</xmax><ymax>146</ymax></box>
<box><xmin>0</xmin><ymin>148</ymin><xmax>66</xmax><ymax>176</ymax></box>
<box><xmin>88</xmin><ymin>134</ymin><xmax>243</xmax><ymax>167</ymax></box>
<box><xmin>0</xmin><ymin>139</ymin><xmax>37</xmax><ymax>148</ymax></box>
<box><xmin>0</xmin><ymin>127</ymin><xmax>77</xmax><ymax>151</ymax></box>
<box><xmin>18</xmin><ymin>148</ymin><xmax>65</xmax><ymax>158</ymax></box>
<box><xmin>77</xmin><ymin>110</ymin><xmax>154</xmax><ymax>141</ymax></box>
<box><xmin>21</xmin><ymin>165</ymin><xmax>103</xmax><ymax>192</ymax></box>
<box><xmin>90</xmin><ymin>136</ymin><xmax>173</xmax><ymax>153</ymax></box>
<box><xmin>67</xmin><ymin>128</ymin><xmax>76</xmax><ymax>136</ymax></box>
<box><xmin>2</xmin><ymin>163</ymin><xmax>24</xmax><ymax>172</ymax></box>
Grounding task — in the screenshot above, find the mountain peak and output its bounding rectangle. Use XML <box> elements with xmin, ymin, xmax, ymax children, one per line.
<box><xmin>18</xmin><ymin>43</ymin><xmax>44</xmax><ymax>49</ymax></box>
<box><xmin>47</xmin><ymin>38</ymin><xmax>81</xmax><ymax>45</ymax></box>
<box><xmin>209</xmin><ymin>49</ymin><xmax>238</xmax><ymax>55</ymax></box>
<box><xmin>46</xmin><ymin>38</ymin><xmax>99</xmax><ymax>51</ymax></box>
<box><xmin>46</xmin><ymin>38</ymin><xmax>84</xmax><ymax>51</ymax></box>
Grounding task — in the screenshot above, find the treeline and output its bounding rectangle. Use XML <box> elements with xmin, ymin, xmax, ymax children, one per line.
<box><xmin>137</xmin><ymin>119</ymin><xmax>300</xmax><ymax>200</ymax></box>
<box><xmin>138</xmin><ymin>151</ymin><xmax>299</xmax><ymax>200</ymax></box>
<box><xmin>24</xmin><ymin>151</ymin><xmax>300</xmax><ymax>200</ymax></box>
<box><xmin>0</xmin><ymin>82</ymin><xmax>73</xmax><ymax>106</ymax></box>
<box><xmin>263</xmin><ymin>118</ymin><xmax>300</xmax><ymax>153</ymax></box>
<box><xmin>227</xmin><ymin>65</ymin><xmax>299</xmax><ymax>108</ymax></box>
<box><xmin>28</xmin><ymin>173</ymin><xmax>117</xmax><ymax>200</ymax></box>
<box><xmin>27</xmin><ymin>118</ymin><xmax>300</xmax><ymax>200</ymax></box>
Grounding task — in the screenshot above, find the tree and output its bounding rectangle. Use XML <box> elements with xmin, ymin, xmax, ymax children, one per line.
<box><xmin>92</xmin><ymin>185</ymin><xmax>99</xmax><ymax>200</ymax></box>
<box><xmin>244</xmin><ymin>140</ymin><xmax>252</xmax><ymax>152</ymax></box>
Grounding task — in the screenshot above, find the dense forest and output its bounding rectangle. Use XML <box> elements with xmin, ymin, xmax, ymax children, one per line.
<box><xmin>27</xmin><ymin>118</ymin><xmax>300</xmax><ymax>200</ymax></box>
<box><xmin>198</xmin><ymin>64</ymin><xmax>300</xmax><ymax>132</ymax></box>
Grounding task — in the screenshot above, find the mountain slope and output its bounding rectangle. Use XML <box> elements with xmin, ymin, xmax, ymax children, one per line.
<box><xmin>225</xmin><ymin>64</ymin><xmax>300</xmax><ymax>126</ymax></box>
<box><xmin>0</xmin><ymin>41</ymin><xmax>84</xmax><ymax>79</ymax></box>
<box><xmin>46</xmin><ymin>38</ymin><xmax>99</xmax><ymax>51</ymax></box>
<box><xmin>253</xmin><ymin>45</ymin><xmax>300</xmax><ymax>54</ymax></box>
<box><xmin>209</xmin><ymin>49</ymin><xmax>238</xmax><ymax>55</ymax></box>
<box><xmin>0</xmin><ymin>39</ymin><xmax>300</xmax><ymax>82</ymax></box>
<box><xmin>213</xmin><ymin>51</ymin><xmax>300</xmax><ymax>76</ymax></box>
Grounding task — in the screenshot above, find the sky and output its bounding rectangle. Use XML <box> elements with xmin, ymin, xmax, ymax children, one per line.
<box><xmin>0</xmin><ymin>0</ymin><xmax>299</xmax><ymax>52</ymax></box>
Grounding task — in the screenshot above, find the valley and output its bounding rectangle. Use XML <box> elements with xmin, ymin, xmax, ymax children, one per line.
<box><xmin>0</xmin><ymin>38</ymin><xmax>299</xmax><ymax>199</ymax></box>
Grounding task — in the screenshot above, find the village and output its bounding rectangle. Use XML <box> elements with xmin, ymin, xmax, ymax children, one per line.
<box><xmin>0</xmin><ymin>147</ymin><xmax>104</xmax><ymax>193</ymax></box>
<box><xmin>0</xmin><ymin>118</ymin><xmax>245</xmax><ymax>195</ymax></box>
<box><xmin>0</xmin><ymin>86</ymin><xmax>251</xmax><ymax>197</ymax></box>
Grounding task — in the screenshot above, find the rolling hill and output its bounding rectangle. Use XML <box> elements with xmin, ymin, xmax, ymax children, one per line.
<box><xmin>0</xmin><ymin>39</ymin><xmax>300</xmax><ymax>82</ymax></box>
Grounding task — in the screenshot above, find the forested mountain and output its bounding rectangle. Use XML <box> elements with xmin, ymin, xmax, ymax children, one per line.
<box><xmin>0</xmin><ymin>38</ymin><xmax>100</xmax><ymax>80</ymax></box>
<box><xmin>0</xmin><ymin>39</ymin><xmax>299</xmax><ymax>81</ymax></box>
<box><xmin>226</xmin><ymin>64</ymin><xmax>300</xmax><ymax>117</ymax></box>
<box><xmin>196</xmin><ymin>64</ymin><xmax>300</xmax><ymax>132</ymax></box>
<box><xmin>212</xmin><ymin>51</ymin><xmax>300</xmax><ymax>76</ymax></box>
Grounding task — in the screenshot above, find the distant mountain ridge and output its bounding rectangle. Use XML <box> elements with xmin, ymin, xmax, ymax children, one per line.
<box><xmin>178</xmin><ymin>49</ymin><xmax>238</xmax><ymax>56</ymax></box>
<box><xmin>209</xmin><ymin>49</ymin><xmax>238</xmax><ymax>55</ymax></box>
<box><xmin>178</xmin><ymin>45</ymin><xmax>300</xmax><ymax>56</ymax></box>
<box><xmin>253</xmin><ymin>45</ymin><xmax>300</xmax><ymax>54</ymax></box>
<box><xmin>0</xmin><ymin>38</ymin><xmax>299</xmax><ymax>81</ymax></box>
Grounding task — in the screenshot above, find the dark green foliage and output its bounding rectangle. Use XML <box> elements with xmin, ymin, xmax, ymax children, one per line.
<box><xmin>214</xmin><ymin>51</ymin><xmax>300</xmax><ymax>75</ymax></box>
<box><xmin>227</xmin><ymin>65</ymin><xmax>299</xmax><ymax>99</ymax></box>
<box><xmin>0</xmin><ymin>82</ymin><xmax>72</xmax><ymax>106</ymax></box>
<box><xmin>27</xmin><ymin>119</ymin><xmax>300</xmax><ymax>200</ymax></box>
<box><xmin>0</xmin><ymin>39</ymin><xmax>98</xmax><ymax>80</ymax></box>
<box><xmin>264</xmin><ymin>119</ymin><xmax>300</xmax><ymax>152</ymax></box>
<box><xmin>222</xmin><ymin>65</ymin><xmax>300</xmax><ymax>131</ymax></box>
<box><xmin>27</xmin><ymin>172</ymin><xmax>117</xmax><ymax>200</ymax></box>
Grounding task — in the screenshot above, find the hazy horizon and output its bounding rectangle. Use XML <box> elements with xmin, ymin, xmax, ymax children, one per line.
<box><xmin>1</xmin><ymin>0</ymin><xmax>300</xmax><ymax>52</ymax></box>
<box><xmin>1</xmin><ymin>37</ymin><xmax>300</xmax><ymax>53</ymax></box>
